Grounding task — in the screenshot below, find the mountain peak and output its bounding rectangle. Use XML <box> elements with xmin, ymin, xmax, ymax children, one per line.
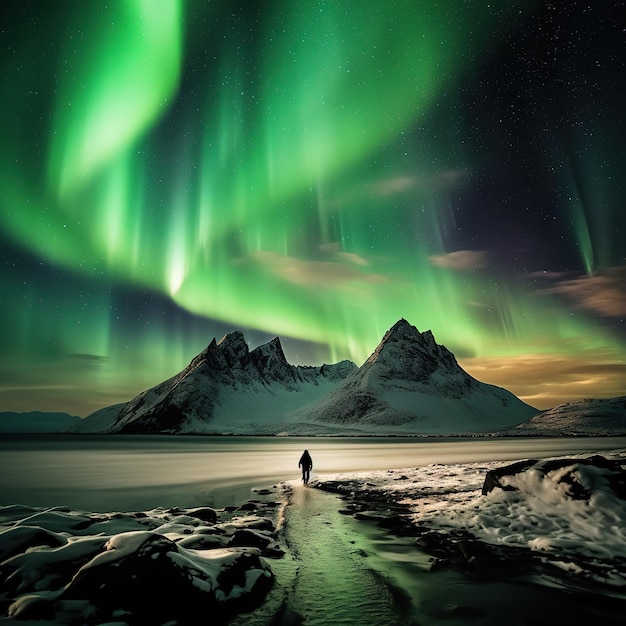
<box><xmin>385</xmin><ymin>318</ymin><xmax>436</xmax><ymax>342</ymax></box>
<box><xmin>250</xmin><ymin>336</ymin><xmax>288</xmax><ymax>365</ymax></box>
<box><xmin>217</xmin><ymin>330</ymin><xmax>246</xmax><ymax>347</ymax></box>
<box><xmin>364</xmin><ymin>319</ymin><xmax>456</xmax><ymax>381</ymax></box>
<box><xmin>371</xmin><ymin>319</ymin><xmax>436</xmax><ymax>360</ymax></box>
<box><xmin>391</xmin><ymin>317</ymin><xmax>411</xmax><ymax>330</ymax></box>
<box><xmin>384</xmin><ymin>318</ymin><xmax>419</xmax><ymax>339</ymax></box>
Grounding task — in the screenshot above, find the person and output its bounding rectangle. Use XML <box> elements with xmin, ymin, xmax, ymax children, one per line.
<box><xmin>298</xmin><ymin>449</ymin><xmax>313</xmax><ymax>485</ymax></box>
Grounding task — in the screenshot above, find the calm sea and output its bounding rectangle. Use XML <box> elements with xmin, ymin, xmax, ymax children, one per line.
<box><xmin>1</xmin><ymin>434</ymin><xmax>624</xmax><ymax>511</ymax></box>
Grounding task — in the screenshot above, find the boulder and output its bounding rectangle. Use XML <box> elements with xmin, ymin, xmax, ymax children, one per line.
<box><xmin>482</xmin><ymin>455</ymin><xmax>626</xmax><ymax>500</ymax></box>
<box><xmin>184</xmin><ymin>506</ymin><xmax>218</xmax><ymax>524</ymax></box>
<box><xmin>228</xmin><ymin>528</ymin><xmax>273</xmax><ymax>551</ymax></box>
<box><xmin>61</xmin><ymin>531</ymin><xmax>273</xmax><ymax>623</ymax></box>
<box><xmin>482</xmin><ymin>459</ymin><xmax>537</xmax><ymax>495</ymax></box>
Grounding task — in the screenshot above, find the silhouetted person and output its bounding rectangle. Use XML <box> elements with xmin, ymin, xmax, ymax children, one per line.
<box><xmin>299</xmin><ymin>449</ymin><xmax>313</xmax><ymax>485</ymax></box>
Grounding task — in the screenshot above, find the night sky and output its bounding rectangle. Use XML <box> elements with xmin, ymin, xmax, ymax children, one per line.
<box><xmin>1</xmin><ymin>1</ymin><xmax>624</xmax><ymax>417</ymax></box>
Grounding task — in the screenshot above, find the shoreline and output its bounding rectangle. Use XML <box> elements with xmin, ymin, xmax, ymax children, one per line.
<box><xmin>2</xmin><ymin>442</ymin><xmax>625</xmax><ymax>624</ymax></box>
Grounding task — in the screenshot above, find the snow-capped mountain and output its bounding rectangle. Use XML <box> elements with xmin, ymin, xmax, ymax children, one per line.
<box><xmin>74</xmin><ymin>319</ymin><xmax>538</xmax><ymax>435</ymax></box>
<box><xmin>74</xmin><ymin>331</ymin><xmax>357</xmax><ymax>434</ymax></box>
<box><xmin>292</xmin><ymin>319</ymin><xmax>538</xmax><ymax>433</ymax></box>
<box><xmin>509</xmin><ymin>396</ymin><xmax>626</xmax><ymax>436</ymax></box>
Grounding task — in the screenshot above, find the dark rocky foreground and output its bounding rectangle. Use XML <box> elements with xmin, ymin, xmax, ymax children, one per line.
<box><xmin>0</xmin><ymin>491</ymin><xmax>285</xmax><ymax>625</ymax></box>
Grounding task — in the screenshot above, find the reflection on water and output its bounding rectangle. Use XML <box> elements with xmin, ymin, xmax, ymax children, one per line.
<box><xmin>1</xmin><ymin>435</ymin><xmax>624</xmax><ymax>511</ymax></box>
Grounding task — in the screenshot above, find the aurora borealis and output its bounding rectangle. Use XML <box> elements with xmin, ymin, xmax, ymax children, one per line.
<box><xmin>1</xmin><ymin>1</ymin><xmax>624</xmax><ymax>417</ymax></box>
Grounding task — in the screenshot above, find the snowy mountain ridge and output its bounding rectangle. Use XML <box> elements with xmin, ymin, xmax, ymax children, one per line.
<box><xmin>509</xmin><ymin>396</ymin><xmax>626</xmax><ymax>436</ymax></box>
<box><xmin>291</xmin><ymin>319</ymin><xmax>538</xmax><ymax>433</ymax></box>
<box><xmin>75</xmin><ymin>319</ymin><xmax>541</xmax><ymax>435</ymax></box>
<box><xmin>75</xmin><ymin>331</ymin><xmax>357</xmax><ymax>434</ymax></box>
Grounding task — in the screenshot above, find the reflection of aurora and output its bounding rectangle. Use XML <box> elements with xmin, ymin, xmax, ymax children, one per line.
<box><xmin>1</xmin><ymin>1</ymin><xmax>624</xmax><ymax>415</ymax></box>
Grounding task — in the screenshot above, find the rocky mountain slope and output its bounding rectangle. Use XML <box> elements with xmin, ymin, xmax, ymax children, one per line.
<box><xmin>74</xmin><ymin>331</ymin><xmax>356</xmax><ymax>434</ymax></box>
<box><xmin>292</xmin><ymin>319</ymin><xmax>538</xmax><ymax>433</ymax></box>
<box><xmin>74</xmin><ymin>319</ymin><xmax>539</xmax><ymax>435</ymax></box>
<box><xmin>509</xmin><ymin>396</ymin><xmax>626</xmax><ymax>436</ymax></box>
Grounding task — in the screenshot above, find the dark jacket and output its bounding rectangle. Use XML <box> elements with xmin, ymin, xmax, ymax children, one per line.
<box><xmin>298</xmin><ymin>451</ymin><xmax>313</xmax><ymax>470</ymax></box>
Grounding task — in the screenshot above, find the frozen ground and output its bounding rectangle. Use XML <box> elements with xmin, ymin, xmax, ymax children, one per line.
<box><xmin>314</xmin><ymin>448</ymin><xmax>626</xmax><ymax>594</ymax></box>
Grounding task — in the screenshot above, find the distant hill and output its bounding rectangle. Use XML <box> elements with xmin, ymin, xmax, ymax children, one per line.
<box><xmin>508</xmin><ymin>396</ymin><xmax>626</xmax><ymax>436</ymax></box>
<box><xmin>74</xmin><ymin>319</ymin><xmax>538</xmax><ymax>435</ymax></box>
<box><xmin>0</xmin><ymin>411</ymin><xmax>81</xmax><ymax>433</ymax></box>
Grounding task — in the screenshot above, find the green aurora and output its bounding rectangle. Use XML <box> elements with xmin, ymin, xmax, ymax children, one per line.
<box><xmin>1</xmin><ymin>1</ymin><xmax>624</xmax><ymax>416</ymax></box>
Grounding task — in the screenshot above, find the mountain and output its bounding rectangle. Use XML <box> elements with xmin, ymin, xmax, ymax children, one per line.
<box><xmin>508</xmin><ymin>396</ymin><xmax>626</xmax><ymax>436</ymax></box>
<box><xmin>292</xmin><ymin>319</ymin><xmax>538</xmax><ymax>433</ymax></box>
<box><xmin>74</xmin><ymin>319</ymin><xmax>538</xmax><ymax>435</ymax></box>
<box><xmin>74</xmin><ymin>331</ymin><xmax>357</xmax><ymax>434</ymax></box>
<box><xmin>0</xmin><ymin>411</ymin><xmax>81</xmax><ymax>433</ymax></box>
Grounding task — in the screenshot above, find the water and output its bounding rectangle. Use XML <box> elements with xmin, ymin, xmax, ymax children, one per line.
<box><xmin>0</xmin><ymin>434</ymin><xmax>624</xmax><ymax>511</ymax></box>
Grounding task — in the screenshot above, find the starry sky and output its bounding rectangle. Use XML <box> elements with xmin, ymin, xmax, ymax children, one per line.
<box><xmin>1</xmin><ymin>1</ymin><xmax>624</xmax><ymax>417</ymax></box>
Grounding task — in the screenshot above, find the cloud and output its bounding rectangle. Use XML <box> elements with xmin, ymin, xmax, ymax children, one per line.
<box><xmin>526</xmin><ymin>270</ymin><xmax>572</xmax><ymax>280</ymax></box>
<box><xmin>367</xmin><ymin>176</ymin><xmax>416</xmax><ymax>196</ymax></box>
<box><xmin>319</xmin><ymin>242</ymin><xmax>369</xmax><ymax>266</ymax></box>
<box><xmin>460</xmin><ymin>350</ymin><xmax>626</xmax><ymax>410</ymax></box>
<box><xmin>429</xmin><ymin>250</ymin><xmax>488</xmax><ymax>271</ymax></box>
<box><xmin>70</xmin><ymin>353</ymin><xmax>108</xmax><ymax>362</ymax></box>
<box><xmin>539</xmin><ymin>266</ymin><xmax>626</xmax><ymax>317</ymax></box>
<box><xmin>366</xmin><ymin>169</ymin><xmax>469</xmax><ymax>198</ymax></box>
<box><xmin>249</xmin><ymin>250</ymin><xmax>387</xmax><ymax>290</ymax></box>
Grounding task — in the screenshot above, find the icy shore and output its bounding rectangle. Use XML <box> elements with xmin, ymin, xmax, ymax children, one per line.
<box><xmin>314</xmin><ymin>449</ymin><xmax>626</xmax><ymax>597</ymax></box>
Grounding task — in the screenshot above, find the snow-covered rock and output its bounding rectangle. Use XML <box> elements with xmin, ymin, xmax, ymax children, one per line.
<box><xmin>0</xmin><ymin>500</ymin><xmax>281</xmax><ymax>625</ymax></box>
<box><xmin>509</xmin><ymin>396</ymin><xmax>626</xmax><ymax>436</ymax></box>
<box><xmin>292</xmin><ymin>319</ymin><xmax>538</xmax><ymax>434</ymax></box>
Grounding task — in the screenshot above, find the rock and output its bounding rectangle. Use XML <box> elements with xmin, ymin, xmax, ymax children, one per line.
<box><xmin>8</xmin><ymin>595</ymin><xmax>55</xmax><ymax>621</ymax></box>
<box><xmin>482</xmin><ymin>459</ymin><xmax>537</xmax><ymax>495</ymax></box>
<box><xmin>177</xmin><ymin>533</ymin><xmax>228</xmax><ymax>549</ymax></box>
<box><xmin>238</xmin><ymin>501</ymin><xmax>259</xmax><ymax>511</ymax></box>
<box><xmin>482</xmin><ymin>455</ymin><xmax>626</xmax><ymax>500</ymax></box>
<box><xmin>184</xmin><ymin>507</ymin><xmax>218</xmax><ymax>523</ymax></box>
<box><xmin>228</xmin><ymin>528</ymin><xmax>273</xmax><ymax>551</ymax></box>
<box><xmin>215</xmin><ymin>550</ymin><xmax>274</xmax><ymax>608</ymax></box>
<box><xmin>0</xmin><ymin>525</ymin><xmax>66</xmax><ymax>561</ymax></box>
<box><xmin>61</xmin><ymin>531</ymin><xmax>273</xmax><ymax>623</ymax></box>
<box><xmin>429</xmin><ymin>557</ymin><xmax>450</xmax><ymax>572</ymax></box>
<box><xmin>225</xmin><ymin>515</ymin><xmax>275</xmax><ymax>532</ymax></box>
